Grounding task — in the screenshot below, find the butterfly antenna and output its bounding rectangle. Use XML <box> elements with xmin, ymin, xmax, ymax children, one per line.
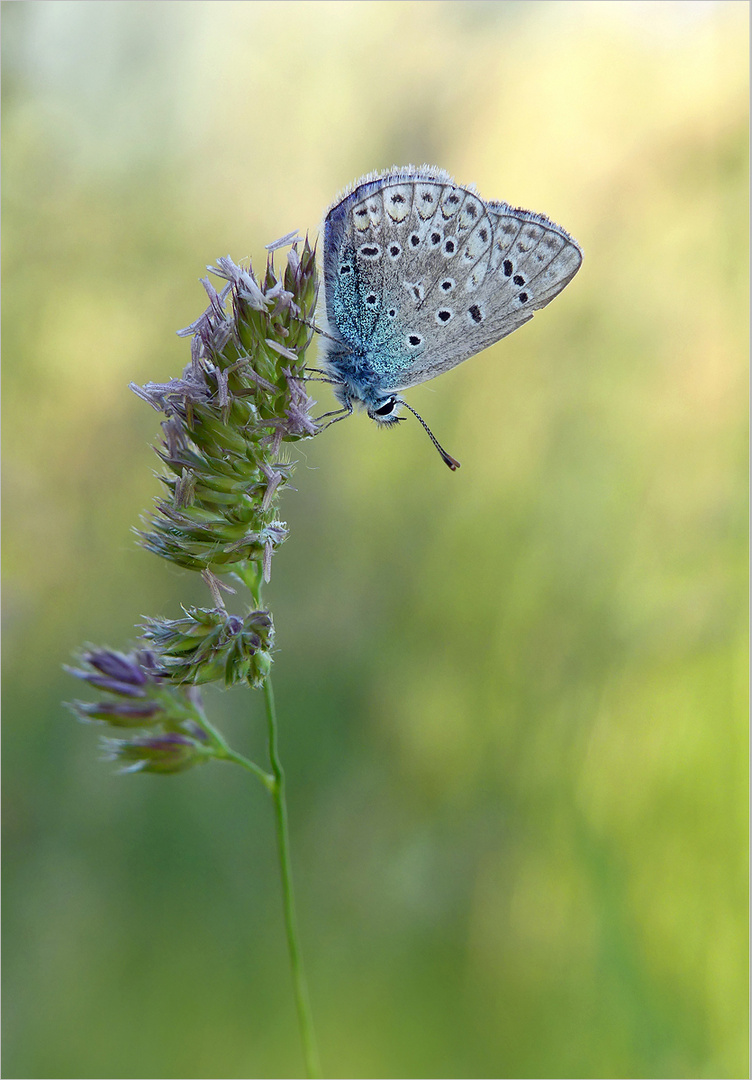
<box><xmin>400</xmin><ymin>401</ymin><xmax>461</xmax><ymax>471</ymax></box>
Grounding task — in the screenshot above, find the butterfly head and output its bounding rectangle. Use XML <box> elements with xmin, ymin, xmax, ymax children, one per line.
<box><xmin>367</xmin><ymin>394</ymin><xmax>403</xmax><ymax>427</ymax></box>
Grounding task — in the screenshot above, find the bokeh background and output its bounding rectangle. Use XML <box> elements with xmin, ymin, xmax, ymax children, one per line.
<box><xmin>2</xmin><ymin>2</ymin><xmax>748</xmax><ymax>1078</ymax></box>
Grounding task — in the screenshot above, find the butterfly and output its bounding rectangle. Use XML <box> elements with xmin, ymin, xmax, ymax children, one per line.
<box><xmin>317</xmin><ymin>166</ymin><xmax>582</xmax><ymax>469</ymax></box>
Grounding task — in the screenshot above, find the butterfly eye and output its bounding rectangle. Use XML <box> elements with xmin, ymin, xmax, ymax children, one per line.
<box><xmin>373</xmin><ymin>398</ymin><xmax>397</xmax><ymax>417</ymax></box>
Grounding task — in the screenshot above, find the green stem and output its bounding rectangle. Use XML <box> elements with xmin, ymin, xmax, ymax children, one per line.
<box><xmin>263</xmin><ymin>675</ymin><xmax>321</xmax><ymax>1079</ymax></box>
<box><xmin>185</xmin><ymin>693</ymin><xmax>276</xmax><ymax>791</ymax></box>
<box><xmin>218</xmin><ymin>746</ymin><xmax>275</xmax><ymax>791</ymax></box>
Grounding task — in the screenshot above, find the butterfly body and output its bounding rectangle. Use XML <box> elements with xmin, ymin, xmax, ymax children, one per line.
<box><xmin>319</xmin><ymin>166</ymin><xmax>582</xmax><ymax>450</ymax></box>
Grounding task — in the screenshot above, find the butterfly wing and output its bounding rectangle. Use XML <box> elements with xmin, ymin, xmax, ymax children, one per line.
<box><xmin>321</xmin><ymin>167</ymin><xmax>582</xmax><ymax>396</ymax></box>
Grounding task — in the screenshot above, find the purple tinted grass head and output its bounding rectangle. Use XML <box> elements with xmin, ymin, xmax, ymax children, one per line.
<box><xmin>130</xmin><ymin>239</ymin><xmax>319</xmax><ymax>584</ymax></box>
<box><xmin>67</xmin><ymin>643</ymin><xmax>215</xmax><ymax>747</ymax></box>
<box><xmin>71</xmin><ymin>700</ymin><xmax>164</xmax><ymax>727</ymax></box>
<box><xmin>141</xmin><ymin>608</ymin><xmax>274</xmax><ymax>688</ymax></box>
<box><xmin>65</xmin><ymin>648</ymin><xmax>160</xmax><ymax>699</ymax></box>
<box><xmin>102</xmin><ymin>732</ymin><xmax>209</xmax><ymax>775</ymax></box>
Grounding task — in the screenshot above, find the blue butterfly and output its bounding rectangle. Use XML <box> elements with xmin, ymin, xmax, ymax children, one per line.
<box><xmin>317</xmin><ymin>166</ymin><xmax>582</xmax><ymax>469</ymax></box>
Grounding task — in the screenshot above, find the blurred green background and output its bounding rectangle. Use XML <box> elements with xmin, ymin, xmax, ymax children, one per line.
<box><xmin>2</xmin><ymin>2</ymin><xmax>748</xmax><ymax>1078</ymax></box>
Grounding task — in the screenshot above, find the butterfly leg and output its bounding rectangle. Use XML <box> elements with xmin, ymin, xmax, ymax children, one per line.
<box><xmin>301</xmin><ymin>373</ymin><xmax>341</xmax><ymax>385</ymax></box>
<box><xmin>313</xmin><ymin>399</ymin><xmax>353</xmax><ymax>429</ymax></box>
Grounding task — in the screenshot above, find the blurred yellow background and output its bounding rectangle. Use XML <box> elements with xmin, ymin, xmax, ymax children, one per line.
<box><xmin>2</xmin><ymin>2</ymin><xmax>748</xmax><ymax>1077</ymax></box>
